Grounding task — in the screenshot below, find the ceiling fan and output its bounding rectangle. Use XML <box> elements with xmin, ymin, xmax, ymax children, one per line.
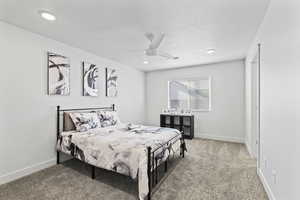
<box><xmin>144</xmin><ymin>32</ymin><xmax>179</xmax><ymax>60</ymax></box>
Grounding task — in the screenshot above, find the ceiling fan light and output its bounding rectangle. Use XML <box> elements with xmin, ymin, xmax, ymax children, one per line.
<box><xmin>207</xmin><ymin>49</ymin><xmax>216</xmax><ymax>55</ymax></box>
<box><xmin>39</xmin><ymin>10</ymin><xmax>56</xmax><ymax>21</ymax></box>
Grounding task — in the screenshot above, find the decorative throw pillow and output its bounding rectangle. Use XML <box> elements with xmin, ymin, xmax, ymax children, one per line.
<box><xmin>69</xmin><ymin>112</ymin><xmax>101</xmax><ymax>132</ymax></box>
<box><xmin>63</xmin><ymin>112</ymin><xmax>76</xmax><ymax>131</ymax></box>
<box><xmin>97</xmin><ymin>111</ymin><xmax>121</xmax><ymax>127</ymax></box>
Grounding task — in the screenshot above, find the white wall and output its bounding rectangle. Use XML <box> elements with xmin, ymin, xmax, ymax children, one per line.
<box><xmin>0</xmin><ymin>21</ymin><xmax>145</xmax><ymax>184</ymax></box>
<box><xmin>246</xmin><ymin>0</ymin><xmax>300</xmax><ymax>199</ymax></box>
<box><xmin>146</xmin><ymin>60</ymin><xmax>245</xmax><ymax>143</ymax></box>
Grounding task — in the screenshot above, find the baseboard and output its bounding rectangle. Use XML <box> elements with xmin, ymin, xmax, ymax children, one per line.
<box><xmin>0</xmin><ymin>158</ymin><xmax>56</xmax><ymax>185</ymax></box>
<box><xmin>258</xmin><ymin>168</ymin><xmax>276</xmax><ymax>200</ymax></box>
<box><xmin>195</xmin><ymin>134</ymin><xmax>244</xmax><ymax>143</ymax></box>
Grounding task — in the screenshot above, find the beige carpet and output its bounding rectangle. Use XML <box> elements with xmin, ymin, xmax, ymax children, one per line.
<box><xmin>0</xmin><ymin>139</ymin><xmax>268</xmax><ymax>200</ymax></box>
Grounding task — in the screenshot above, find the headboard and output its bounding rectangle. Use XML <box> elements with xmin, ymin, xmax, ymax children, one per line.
<box><xmin>56</xmin><ymin>104</ymin><xmax>115</xmax><ymax>140</ymax></box>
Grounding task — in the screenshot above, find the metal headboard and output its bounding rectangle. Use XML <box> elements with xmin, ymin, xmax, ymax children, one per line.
<box><xmin>56</xmin><ymin>104</ymin><xmax>114</xmax><ymax>137</ymax></box>
<box><xmin>56</xmin><ymin>104</ymin><xmax>115</xmax><ymax>164</ymax></box>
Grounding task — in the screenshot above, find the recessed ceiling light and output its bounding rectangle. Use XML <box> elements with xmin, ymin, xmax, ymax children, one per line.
<box><xmin>143</xmin><ymin>60</ymin><xmax>149</xmax><ymax>64</ymax></box>
<box><xmin>39</xmin><ymin>10</ymin><xmax>56</xmax><ymax>21</ymax></box>
<box><xmin>207</xmin><ymin>49</ymin><xmax>216</xmax><ymax>55</ymax></box>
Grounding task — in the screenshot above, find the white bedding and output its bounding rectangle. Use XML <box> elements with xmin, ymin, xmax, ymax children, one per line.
<box><xmin>57</xmin><ymin>124</ymin><xmax>182</xmax><ymax>200</ymax></box>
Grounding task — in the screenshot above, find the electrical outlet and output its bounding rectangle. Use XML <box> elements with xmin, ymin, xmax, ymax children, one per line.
<box><xmin>272</xmin><ymin>170</ymin><xmax>277</xmax><ymax>184</ymax></box>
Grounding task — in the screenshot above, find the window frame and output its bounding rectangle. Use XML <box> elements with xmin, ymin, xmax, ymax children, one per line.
<box><xmin>167</xmin><ymin>77</ymin><xmax>212</xmax><ymax>112</ymax></box>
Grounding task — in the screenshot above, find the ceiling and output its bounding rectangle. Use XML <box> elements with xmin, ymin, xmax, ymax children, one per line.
<box><xmin>0</xmin><ymin>0</ymin><xmax>269</xmax><ymax>71</ymax></box>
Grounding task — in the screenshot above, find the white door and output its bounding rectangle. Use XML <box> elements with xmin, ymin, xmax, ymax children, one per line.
<box><xmin>251</xmin><ymin>44</ymin><xmax>261</xmax><ymax>160</ymax></box>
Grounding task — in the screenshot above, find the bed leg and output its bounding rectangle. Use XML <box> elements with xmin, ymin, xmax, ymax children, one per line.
<box><xmin>147</xmin><ymin>147</ymin><xmax>152</xmax><ymax>200</ymax></box>
<box><xmin>181</xmin><ymin>141</ymin><xmax>185</xmax><ymax>158</ymax></box>
<box><xmin>180</xmin><ymin>134</ymin><xmax>185</xmax><ymax>158</ymax></box>
<box><xmin>152</xmin><ymin>152</ymin><xmax>155</xmax><ymax>187</ymax></box>
<box><xmin>164</xmin><ymin>160</ymin><xmax>168</xmax><ymax>172</ymax></box>
<box><xmin>56</xmin><ymin>105</ymin><xmax>60</xmax><ymax>165</ymax></box>
<box><xmin>91</xmin><ymin>166</ymin><xmax>95</xmax><ymax>179</ymax></box>
<box><xmin>57</xmin><ymin>151</ymin><xmax>60</xmax><ymax>165</ymax></box>
<box><xmin>155</xmin><ymin>158</ymin><xmax>158</xmax><ymax>184</ymax></box>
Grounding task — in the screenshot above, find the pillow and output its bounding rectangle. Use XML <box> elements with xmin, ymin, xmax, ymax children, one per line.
<box><xmin>69</xmin><ymin>112</ymin><xmax>101</xmax><ymax>132</ymax></box>
<box><xmin>63</xmin><ymin>112</ymin><xmax>76</xmax><ymax>131</ymax></box>
<box><xmin>97</xmin><ymin>111</ymin><xmax>121</xmax><ymax>127</ymax></box>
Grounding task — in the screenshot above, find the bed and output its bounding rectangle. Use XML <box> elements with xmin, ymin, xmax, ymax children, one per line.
<box><xmin>56</xmin><ymin>105</ymin><xmax>186</xmax><ymax>200</ymax></box>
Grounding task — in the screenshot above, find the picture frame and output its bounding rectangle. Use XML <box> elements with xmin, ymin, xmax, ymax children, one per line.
<box><xmin>83</xmin><ymin>61</ymin><xmax>99</xmax><ymax>97</ymax></box>
<box><xmin>47</xmin><ymin>52</ymin><xmax>70</xmax><ymax>96</ymax></box>
<box><xmin>105</xmin><ymin>68</ymin><xmax>118</xmax><ymax>97</ymax></box>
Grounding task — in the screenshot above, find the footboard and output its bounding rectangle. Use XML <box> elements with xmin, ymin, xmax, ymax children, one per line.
<box><xmin>146</xmin><ymin>132</ymin><xmax>186</xmax><ymax>200</ymax></box>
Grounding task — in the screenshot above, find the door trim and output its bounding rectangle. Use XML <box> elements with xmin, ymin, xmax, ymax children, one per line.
<box><xmin>257</xmin><ymin>43</ymin><xmax>261</xmax><ymax>169</ymax></box>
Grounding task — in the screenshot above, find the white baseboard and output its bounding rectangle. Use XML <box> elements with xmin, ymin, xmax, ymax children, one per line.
<box><xmin>258</xmin><ymin>168</ymin><xmax>276</xmax><ymax>200</ymax></box>
<box><xmin>0</xmin><ymin>158</ymin><xmax>56</xmax><ymax>185</ymax></box>
<box><xmin>195</xmin><ymin>134</ymin><xmax>244</xmax><ymax>143</ymax></box>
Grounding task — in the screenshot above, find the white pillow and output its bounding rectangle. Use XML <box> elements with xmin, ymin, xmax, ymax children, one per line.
<box><xmin>69</xmin><ymin>112</ymin><xmax>101</xmax><ymax>132</ymax></box>
<box><xmin>97</xmin><ymin>111</ymin><xmax>121</xmax><ymax>127</ymax></box>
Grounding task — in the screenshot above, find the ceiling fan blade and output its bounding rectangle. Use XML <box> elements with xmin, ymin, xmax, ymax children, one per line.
<box><xmin>149</xmin><ymin>33</ymin><xmax>165</xmax><ymax>49</ymax></box>
<box><xmin>158</xmin><ymin>51</ymin><xmax>179</xmax><ymax>60</ymax></box>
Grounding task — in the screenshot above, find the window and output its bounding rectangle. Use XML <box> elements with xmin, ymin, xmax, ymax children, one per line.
<box><xmin>168</xmin><ymin>77</ymin><xmax>211</xmax><ymax>111</ymax></box>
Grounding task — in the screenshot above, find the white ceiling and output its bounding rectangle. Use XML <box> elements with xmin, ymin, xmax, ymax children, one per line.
<box><xmin>0</xmin><ymin>0</ymin><xmax>269</xmax><ymax>71</ymax></box>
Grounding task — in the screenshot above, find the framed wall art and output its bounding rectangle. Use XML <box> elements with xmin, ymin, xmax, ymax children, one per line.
<box><xmin>47</xmin><ymin>52</ymin><xmax>70</xmax><ymax>95</ymax></box>
<box><xmin>83</xmin><ymin>62</ymin><xmax>99</xmax><ymax>96</ymax></box>
<box><xmin>105</xmin><ymin>68</ymin><xmax>118</xmax><ymax>97</ymax></box>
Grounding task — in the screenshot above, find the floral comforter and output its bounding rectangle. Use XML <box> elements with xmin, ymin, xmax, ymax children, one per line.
<box><xmin>57</xmin><ymin>125</ymin><xmax>182</xmax><ymax>200</ymax></box>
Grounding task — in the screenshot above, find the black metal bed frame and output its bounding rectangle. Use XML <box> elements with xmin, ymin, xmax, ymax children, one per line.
<box><xmin>56</xmin><ymin>105</ymin><xmax>185</xmax><ymax>200</ymax></box>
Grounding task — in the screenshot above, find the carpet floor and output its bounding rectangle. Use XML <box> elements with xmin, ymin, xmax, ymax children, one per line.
<box><xmin>0</xmin><ymin>139</ymin><xmax>268</xmax><ymax>200</ymax></box>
